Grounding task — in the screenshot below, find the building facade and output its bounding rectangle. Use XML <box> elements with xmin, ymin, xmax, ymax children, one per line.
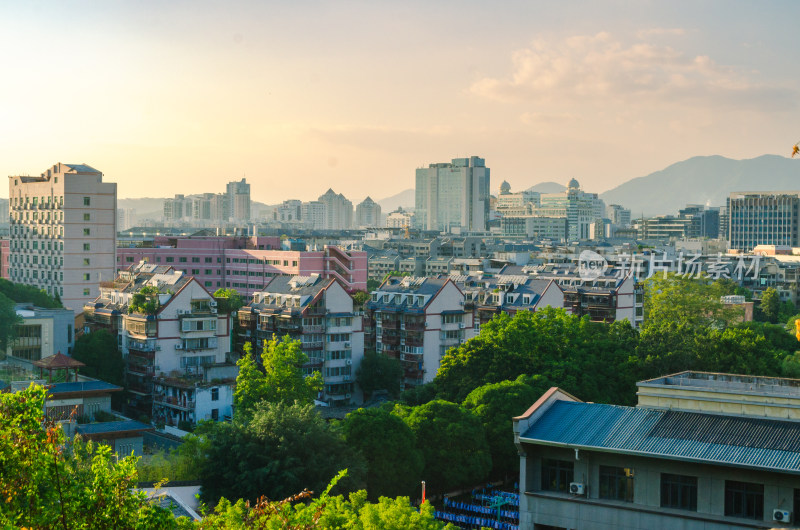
<box><xmin>516</xmin><ymin>372</ymin><xmax>800</xmax><ymax>530</ymax></box>
<box><xmin>355</xmin><ymin>197</ymin><xmax>382</xmax><ymax>228</ymax></box>
<box><xmin>319</xmin><ymin>188</ymin><xmax>354</xmax><ymax>230</ymax></box>
<box><xmin>728</xmin><ymin>192</ymin><xmax>800</xmax><ymax>252</ymax></box>
<box><xmin>365</xmin><ymin>276</ymin><xmax>470</xmax><ymax>388</ymax></box>
<box><xmin>3</xmin><ymin>303</ymin><xmax>75</xmax><ymax>365</ymax></box>
<box><xmin>415</xmin><ymin>156</ymin><xmax>491</xmax><ymax>232</ymax></box>
<box><xmin>237</xmin><ymin>275</ymin><xmax>364</xmax><ymax>404</ymax></box>
<box><xmin>226</xmin><ymin>178</ymin><xmax>251</xmax><ymax>221</ymax></box>
<box><xmin>8</xmin><ymin>163</ymin><xmax>117</xmax><ymax>313</ymax></box>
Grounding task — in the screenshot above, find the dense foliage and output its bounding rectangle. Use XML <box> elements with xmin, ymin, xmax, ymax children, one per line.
<box><xmin>71</xmin><ymin>329</ymin><xmax>125</xmax><ymax>387</ymax></box>
<box><xmin>0</xmin><ymin>384</ymin><xmax>176</xmax><ymax>528</ymax></box>
<box><xmin>341</xmin><ymin>407</ymin><xmax>424</xmax><ymax>501</ymax></box>
<box><xmin>356</xmin><ymin>350</ymin><xmax>404</xmax><ymax>400</ymax></box>
<box><xmin>234</xmin><ymin>338</ymin><xmax>323</xmax><ymax>417</ymax></box>
<box><xmin>213</xmin><ymin>288</ymin><xmax>244</xmax><ymax>314</ymax></box>
<box><xmin>392</xmin><ymin>400</ymin><xmax>491</xmax><ymax>495</ymax></box>
<box><xmin>0</xmin><ymin>292</ymin><xmax>21</xmax><ymax>351</ymax></box>
<box><xmin>0</xmin><ymin>278</ymin><xmax>62</xmax><ymax>308</ymax></box>
<box><xmin>198</xmin><ymin>401</ymin><xmax>365</xmax><ymax>506</ymax></box>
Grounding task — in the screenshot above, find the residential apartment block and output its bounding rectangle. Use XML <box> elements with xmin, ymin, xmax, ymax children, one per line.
<box><xmin>83</xmin><ymin>262</ymin><xmax>232</xmax><ymax>421</ymax></box>
<box><xmin>415</xmin><ymin>156</ymin><xmax>491</xmax><ymax>233</ymax></box>
<box><xmin>116</xmin><ymin>235</ymin><xmax>367</xmax><ymax>296</ymax></box>
<box><xmin>237</xmin><ymin>274</ymin><xmax>364</xmax><ymax>404</ymax></box>
<box><xmin>365</xmin><ymin>276</ymin><xmax>470</xmax><ymax>388</ymax></box>
<box><xmin>8</xmin><ymin>163</ymin><xmax>117</xmax><ymax>313</ymax></box>
<box><xmin>728</xmin><ymin>192</ymin><xmax>800</xmax><ymax>252</ymax></box>
<box><xmin>355</xmin><ymin>197</ymin><xmax>382</xmax><ymax>228</ymax></box>
<box><xmin>516</xmin><ymin>372</ymin><xmax>800</xmax><ymax>529</ymax></box>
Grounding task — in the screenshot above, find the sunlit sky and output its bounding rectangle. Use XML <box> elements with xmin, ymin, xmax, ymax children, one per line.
<box><xmin>2</xmin><ymin>1</ymin><xmax>799</xmax><ymax>204</ymax></box>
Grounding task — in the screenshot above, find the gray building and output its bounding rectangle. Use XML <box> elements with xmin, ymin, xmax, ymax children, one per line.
<box><xmin>4</xmin><ymin>303</ymin><xmax>75</xmax><ymax>366</ymax></box>
<box><xmin>415</xmin><ymin>156</ymin><xmax>490</xmax><ymax>233</ymax></box>
<box><xmin>515</xmin><ymin>372</ymin><xmax>800</xmax><ymax>530</ymax></box>
<box><xmin>728</xmin><ymin>192</ymin><xmax>800</xmax><ymax>252</ymax></box>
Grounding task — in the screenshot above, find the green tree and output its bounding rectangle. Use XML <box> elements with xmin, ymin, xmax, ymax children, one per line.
<box><xmin>760</xmin><ymin>287</ymin><xmax>781</xmax><ymax>323</ymax></box>
<box><xmin>393</xmin><ymin>400</ymin><xmax>491</xmax><ymax>495</ymax></box>
<box><xmin>234</xmin><ymin>337</ymin><xmax>324</xmax><ymax>417</ymax></box>
<box><xmin>0</xmin><ymin>292</ymin><xmax>21</xmax><ymax>352</ymax></box>
<box><xmin>643</xmin><ymin>274</ymin><xmax>740</xmax><ymax>330</ymax></box>
<box><xmin>0</xmin><ymin>278</ymin><xmax>62</xmax><ymax>308</ymax></box>
<box><xmin>0</xmin><ymin>384</ymin><xmax>177</xmax><ymax>528</ymax></box>
<box><xmin>462</xmin><ymin>375</ymin><xmax>548</xmax><ymax>479</ymax></box>
<box><xmin>341</xmin><ymin>407</ymin><xmax>424</xmax><ymax>500</ymax></box>
<box><xmin>198</xmin><ymin>401</ymin><xmax>365</xmax><ymax>506</ymax></box>
<box><xmin>71</xmin><ymin>329</ymin><xmax>125</xmax><ymax>387</ymax></box>
<box><xmin>356</xmin><ymin>351</ymin><xmax>403</xmax><ymax>400</ymax></box>
<box><xmin>214</xmin><ymin>287</ymin><xmax>244</xmax><ymax>314</ymax></box>
<box><xmin>351</xmin><ymin>290</ymin><xmax>370</xmax><ymax>310</ymax></box>
<box><xmin>436</xmin><ymin>308</ymin><xmax>638</xmax><ymax>405</ymax></box>
<box><xmin>366</xmin><ymin>279</ymin><xmax>381</xmax><ymax>292</ymax></box>
<box><xmin>195</xmin><ymin>471</ymin><xmax>455</xmax><ymax>529</ymax></box>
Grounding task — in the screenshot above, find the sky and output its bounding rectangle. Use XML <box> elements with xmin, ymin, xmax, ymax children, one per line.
<box><xmin>1</xmin><ymin>0</ymin><xmax>799</xmax><ymax>204</ymax></box>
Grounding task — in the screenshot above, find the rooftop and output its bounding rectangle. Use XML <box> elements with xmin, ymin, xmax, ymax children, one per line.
<box><xmin>639</xmin><ymin>370</ymin><xmax>800</xmax><ymax>399</ymax></box>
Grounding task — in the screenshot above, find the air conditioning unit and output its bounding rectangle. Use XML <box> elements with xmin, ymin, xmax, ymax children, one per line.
<box><xmin>210</xmin><ymin>301</ymin><xmax>217</xmax><ymax>307</ymax></box>
<box><xmin>345</xmin><ymin>359</ymin><xmax>352</xmax><ymax>365</ymax></box>
<box><xmin>175</xmin><ymin>344</ymin><xmax>183</xmax><ymax>350</ymax></box>
<box><xmin>343</xmin><ymin>375</ymin><xmax>350</xmax><ymax>381</ymax></box>
<box><xmin>459</xmin><ymin>323</ymin><xmax>465</xmax><ymax>329</ymax></box>
<box><xmin>344</xmin><ymin>342</ymin><xmax>351</xmax><ymax>348</ymax></box>
<box><xmin>344</xmin><ymin>393</ymin><xmax>351</xmax><ymax>399</ymax></box>
<box><xmin>569</xmin><ymin>483</ymin><xmax>585</xmax><ymax>495</ymax></box>
<box><xmin>773</xmin><ymin>509</ymin><xmax>792</xmax><ymax>523</ymax></box>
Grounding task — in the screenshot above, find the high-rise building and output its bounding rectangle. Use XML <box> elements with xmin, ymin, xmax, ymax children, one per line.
<box><xmin>728</xmin><ymin>192</ymin><xmax>800</xmax><ymax>251</ymax></box>
<box><xmin>385</xmin><ymin>208</ymin><xmax>414</xmax><ymax>229</ymax></box>
<box><xmin>538</xmin><ymin>179</ymin><xmax>605</xmax><ymax>241</ymax></box>
<box><xmin>301</xmin><ymin>201</ymin><xmax>326</xmax><ymax>230</ymax></box>
<box><xmin>415</xmin><ymin>156</ymin><xmax>491</xmax><ymax>232</ymax></box>
<box><xmin>318</xmin><ymin>188</ymin><xmax>353</xmax><ymax>230</ymax></box>
<box><xmin>606</xmin><ymin>204</ymin><xmax>631</xmax><ymax>227</ymax></box>
<box><xmin>117</xmin><ymin>208</ymin><xmax>135</xmax><ymax>231</ymax></box>
<box><xmin>164</xmin><ymin>194</ymin><xmax>190</xmax><ymax>221</ymax></box>
<box><xmin>8</xmin><ymin>163</ymin><xmax>117</xmax><ymax>314</ymax></box>
<box><xmin>355</xmin><ymin>197</ymin><xmax>382</xmax><ymax>228</ymax></box>
<box><xmin>226</xmin><ymin>178</ymin><xmax>251</xmax><ymax>221</ymax></box>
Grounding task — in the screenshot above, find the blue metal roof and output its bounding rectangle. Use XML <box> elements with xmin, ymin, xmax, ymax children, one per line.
<box><xmin>77</xmin><ymin>420</ymin><xmax>153</xmax><ymax>435</ymax></box>
<box><xmin>48</xmin><ymin>381</ymin><xmax>122</xmax><ymax>394</ymax></box>
<box><xmin>521</xmin><ymin>400</ymin><xmax>800</xmax><ymax>474</ymax></box>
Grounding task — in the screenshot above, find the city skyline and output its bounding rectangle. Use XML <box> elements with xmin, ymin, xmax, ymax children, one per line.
<box><xmin>2</xmin><ymin>1</ymin><xmax>799</xmax><ymax>203</ymax></box>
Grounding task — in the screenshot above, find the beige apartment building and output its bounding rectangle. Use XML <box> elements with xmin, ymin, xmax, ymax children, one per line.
<box><xmin>8</xmin><ymin>163</ymin><xmax>117</xmax><ymax>314</ymax></box>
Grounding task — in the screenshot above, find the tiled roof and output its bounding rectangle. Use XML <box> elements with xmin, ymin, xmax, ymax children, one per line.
<box><xmin>521</xmin><ymin>400</ymin><xmax>800</xmax><ymax>474</ymax></box>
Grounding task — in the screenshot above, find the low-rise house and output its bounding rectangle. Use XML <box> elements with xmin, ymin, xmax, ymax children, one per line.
<box><xmin>3</xmin><ymin>303</ymin><xmax>75</xmax><ymax>366</ymax></box>
<box><xmin>515</xmin><ymin>371</ymin><xmax>800</xmax><ymax>530</ymax></box>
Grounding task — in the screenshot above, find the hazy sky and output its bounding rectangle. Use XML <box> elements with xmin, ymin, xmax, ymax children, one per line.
<box><xmin>2</xmin><ymin>1</ymin><xmax>799</xmax><ymax>204</ymax></box>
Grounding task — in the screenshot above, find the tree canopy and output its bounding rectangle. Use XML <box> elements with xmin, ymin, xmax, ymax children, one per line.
<box><xmin>234</xmin><ymin>338</ymin><xmax>324</xmax><ymax>417</ymax></box>
<box><xmin>341</xmin><ymin>407</ymin><xmax>424</xmax><ymax>501</ymax></box>
<box><xmin>198</xmin><ymin>401</ymin><xmax>366</xmax><ymax>506</ymax></box>
<box><xmin>0</xmin><ymin>292</ymin><xmax>21</xmax><ymax>352</ymax></box>
<box><xmin>214</xmin><ymin>287</ymin><xmax>244</xmax><ymax>314</ymax></box>
<box><xmin>71</xmin><ymin>329</ymin><xmax>125</xmax><ymax>387</ymax></box>
<box><xmin>356</xmin><ymin>351</ymin><xmax>403</xmax><ymax>400</ymax></box>
<box><xmin>392</xmin><ymin>400</ymin><xmax>491</xmax><ymax>495</ymax></box>
<box><xmin>0</xmin><ymin>278</ymin><xmax>62</xmax><ymax>309</ymax></box>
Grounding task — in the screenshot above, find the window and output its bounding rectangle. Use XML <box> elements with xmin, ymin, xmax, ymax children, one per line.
<box><xmin>83</xmin><ymin>258</ymin><xmax>90</xmax><ymax>266</ymax></box>
<box><xmin>179</xmin><ymin>257</ymin><xmax>187</xmax><ymax>263</ymax></box>
<box><xmin>126</xmin><ymin>256</ymin><xmax>134</xmax><ymax>262</ymax></box>
<box><xmin>599</xmin><ymin>466</ymin><xmax>634</xmax><ymax>502</ymax></box>
<box><xmin>83</xmin><ymin>213</ymin><xmax>90</xmax><ymax>221</ymax></box>
<box><xmin>661</xmin><ymin>474</ymin><xmax>697</xmax><ymax>511</ymax></box>
<box><xmin>211</xmin><ymin>388</ymin><xmax>219</xmax><ymax>401</ymax></box>
<box><xmin>83</xmin><ymin>273</ymin><xmax>91</xmax><ymax>281</ymax></box>
<box><xmin>205</xmin><ymin>269</ymin><xmax>212</xmax><ymax>275</ymax></box>
<box><xmin>541</xmin><ymin>459</ymin><xmax>573</xmax><ymax>493</ymax></box>
<box><xmin>192</xmin><ymin>257</ymin><xmax>200</xmax><ymax>263</ymax></box>
<box><xmin>211</xmin><ymin>408</ymin><xmax>219</xmax><ymax>420</ymax></box>
<box><xmin>83</xmin><ymin>228</ymin><xmax>90</xmax><ymax>236</ymax></box>
<box><xmin>166</xmin><ymin>257</ymin><xmax>174</xmax><ymax>263</ymax></box>
<box><xmin>191</xmin><ymin>269</ymin><xmax>200</xmax><ymax>275</ymax></box>
<box><xmin>725</xmin><ymin>481</ymin><xmax>763</xmax><ymax>520</ymax></box>
<box><xmin>83</xmin><ymin>243</ymin><xmax>90</xmax><ymax>251</ymax></box>
<box><xmin>83</xmin><ymin>197</ymin><xmax>91</xmax><ymax>206</ymax></box>
<box><xmin>83</xmin><ymin>288</ymin><xmax>90</xmax><ymax>296</ymax></box>
<box><xmin>205</xmin><ymin>257</ymin><xmax>212</xmax><ymax>263</ymax></box>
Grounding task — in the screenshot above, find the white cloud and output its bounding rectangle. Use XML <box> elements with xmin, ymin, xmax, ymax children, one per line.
<box><xmin>470</xmin><ymin>32</ymin><xmax>795</xmax><ymax>111</ymax></box>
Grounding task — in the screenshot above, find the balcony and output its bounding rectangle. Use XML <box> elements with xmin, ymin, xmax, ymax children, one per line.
<box><xmin>128</xmin><ymin>340</ymin><xmax>157</xmax><ymax>353</ymax></box>
<box><xmin>128</xmin><ymin>349</ymin><xmax>155</xmax><ymax>362</ymax></box>
<box><xmin>301</xmin><ymin>341</ymin><xmax>324</xmax><ymax>350</ymax></box>
<box><xmin>404</xmin><ymin>321</ymin><xmax>425</xmax><ymax>331</ymax></box>
<box><xmin>277</xmin><ymin>319</ymin><xmax>302</xmax><ymax>331</ymax></box>
<box><xmin>127</xmin><ymin>364</ymin><xmax>155</xmax><ymax>376</ymax></box>
<box><xmin>302</xmin><ymin>325</ymin><xmax>325</xmax><ymax>334</ymax></box>
<box><xmin>127</xmin><ymin>381</ymin><xmax>153</xmax><ymax>395</ymax></box>
<box><xmin>153</xmin><ymin>394</ymin><xmax>195</xmax><ymax>411</ymax></box>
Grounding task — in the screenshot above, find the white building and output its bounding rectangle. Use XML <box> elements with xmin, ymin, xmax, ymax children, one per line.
<box><xmin>8</xmin><ymin>163</ymin><xmax>117</xmax><ymax>314</ymax></box>
<box><xmin>301</xmin><ymin>201</ymin><xmax>326</xmax><ymax>230</ymax></box>
<box><xmin>386</xmin><ymin>208</ymin><xmax>414</xmax><ymax>229</ymax></box>
<box><xmin>238</xmin><ymin>274</ymin><xmax>365</xmax><ymax>404</ymax></box>
<box><xmin>538</xmin><ymin>179</ymin><xmax>606</xmax><ymax>241</ymax></box>
<box><xmin>319</xmin><ymin>188</ymin><xmax>354</xmax><ymax>230</ymax></box>
<box><xmin>83</xmin><ymin>261</ymin><xmax>233</xmax><ymax>421</ymax></box>
<box><xmin>365</xmin><ymin>276</ymin><xmax>470</xmax><ymax>388</ymax></box>
<box><xmin>415</xmin><ymin>156</ymin><xmax>491</xmax><ymax>233</ymax></box>
<box><xmin>355</xmin><ymin>197</ymin><xmax>382</xmax><ymax>228</ymax></box>
<box><xmin>117</xmin><ymin>208</ymin><xmax>136</xmax><ymax>231</ymax></box>
<box><xmin>226</xmin><ymin>178</ymin><xmax>251</xmax><ymax>221</ymax></box>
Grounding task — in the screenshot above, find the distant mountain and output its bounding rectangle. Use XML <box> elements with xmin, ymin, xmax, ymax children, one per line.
<box><xmin>600</xmin><ymin>155</ymin><xmax>800</xmax><ymax>216</ymax></box>
<box><xmin>527</xmin><ymin>181</ymin><xmax>566</xmax><ymax>194</ymax></box>
<box><xmin>377</xmin><ymin>188</ymin><xmax>415</xmax><ymax>212</ymax></box>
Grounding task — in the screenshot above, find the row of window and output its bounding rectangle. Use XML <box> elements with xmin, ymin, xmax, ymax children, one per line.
<box><xmin>541</xmin><ymin>459</ymin><xmax>768</xmax><ymax>520</ymax></box>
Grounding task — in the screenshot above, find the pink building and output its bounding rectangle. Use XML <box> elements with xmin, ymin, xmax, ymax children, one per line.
<box><xmin>0</xmin><ymin>239</ymin><xmax>9</xmax><ymax>279</ymax></box>
<box><xmin>116</xmin><ymin>236</ymin><xmax>367</xmax><ymax>296</ymax></box>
